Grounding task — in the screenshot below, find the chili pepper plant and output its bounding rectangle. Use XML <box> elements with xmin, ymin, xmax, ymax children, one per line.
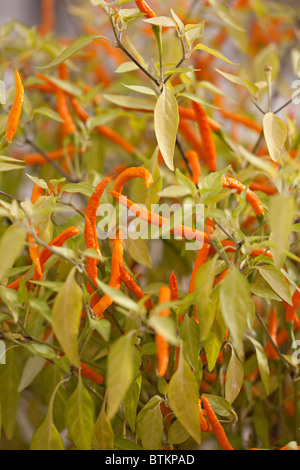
<box><xmin>0</xmin><ymin>0</ymin><xmax>300</xmax><ymax>451</ymax></box>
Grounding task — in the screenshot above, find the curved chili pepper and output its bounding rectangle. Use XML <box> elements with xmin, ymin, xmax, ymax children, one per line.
<box><xmin>284</xmin><ymin>285</ymin><xmax>300</xmax><ymax>323</ymax></box>
<box><xmin>199</xmin><ymin>399</ymin><xmax>213</xmax><ymax>433</ymax></box>
<box><xmin>192</xmin><ymin>101</ymin><xmax>217</xmax><ymax>172</ymax></box>
<box><xmin>249</xmin><ymin>181</ymin><xmax>277</xmax><ymax>196</ymax></box>
<box><xmin>201</xmin><ymin>395</ymin><xmax>234</xmax><ymax>450</ymax></box>
<box><xmin>156</xmin><ymin>286</ymin><xmax>171</xmax><ymax>377</ymax></box>
<box><xmin>214</xmin><ymin>96</ymin><xmax>262</xmax><ymax>133</ymax></box>
<box><xmin>4</xmin><ymin>70</ymin><xmax>24</xmax><ymax>144</ymax></box>
<box><xmin>113</xmin><ymin>167</ymin><xmax>154</xmax><ymax>194</ymax></box>
<box><xmin>222</xmin><ymin>176</ymin><xmax>264</xmax><ymax>216</ymax></box>
<box><xmin>109</xmin><ymin>191</ymin><xmax>211</xmax><ymax>245</ymax></box>
<box><xmin>135</xmin><ymin>0</ymin><xmax>156</xmax><ymax>18</ymax></box>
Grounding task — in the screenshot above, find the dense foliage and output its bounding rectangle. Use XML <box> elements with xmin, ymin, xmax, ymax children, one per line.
<box><xmin>0</xmin><ymin>0</ymin><xmax>300</xmax><ymax>451</ymax></box>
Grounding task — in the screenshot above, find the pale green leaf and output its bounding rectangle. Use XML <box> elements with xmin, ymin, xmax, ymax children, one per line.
<box><xmin>93</xmin><ymin>393</ymin><xmax>114</xmax><ymax>450</ymax></box>
<box><xmin>140</xmin><ymin>404</ymin><xmax>164</xmax><ymax>450</ymax></box>
<box><xmin>39</xmin><ymin>34</ymin><xmax>111</xmax><ymax>69</ymax></box>
<box><xmin>0</xmin><ymin>349</ymin><xmax>20</xmax><ymax>439</ymax></box>
<box><xmin>107</xmin><ymin>331</ymin><xmax>135</xmax><ymax>419</ymax></box>
<box><xmin>33</xmin><ymin>106</ymin><xmax>65</xmax><ymax>123</ymax></box>
<box><xmin>167</xmin><ymin>346</ymin><xmax>201</xmax><ymax>444</ymax></box>
<box><xmin>52</xmin><ymin>267</ymin><xmax>83</xmax><ymax>367</ymax></box>
<box><xmin>257</xmin><ymin>265</ymin><xmax>292</xmax><ymax>305</ymax></box>
<box><xmin>0</xmin><ymin>224</ymin><xmax>26</xmax><ymax>281</ymax></box>
<box><xmin>269</xmin><ymin>194</ymin><xmax>294</xmax><ymax>268</ymax></box>
<box><xmin>194</xmin><ymin>43</ymin><xmax>236</xmax><ymax>64</ymax></box>
<box><xmin>263</xmin><ymin>112</ymin><xmax>287</xmax><ymax>162</ymax></box>
<box><xmin>246</xmin><ymin>335</ymin><xmax>270</xmax><ymax>395</ymax></box>
<box><xmin>65</xmin><ymin>376</ymin><xmax>95</xmax><ymax>450</ymax></box>
<box><xmin>225</xmin><ymin>345</ymin><xmax>244</xmax><ymax>404</ymax></box>
<box><xmin>154</xmin><ymin>86</ymin><xmax>179</xmax><ymax>171</ymax></box>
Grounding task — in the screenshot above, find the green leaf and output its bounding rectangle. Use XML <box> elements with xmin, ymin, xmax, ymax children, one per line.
<box><xmin>65</xmin><ymin>376</ymin><xmax>95</xmax><ymax>450</ymax></box>
<box><xmin>216</xmin><ymin>69</ymin><xmax>259</xmax><ymax>95</ymax></box>
<box><xmin>154</xmin><ymin>85</ymin><xmax>179</xmax><ymax>171</ymax></box>
<box><xmin>140</xmin><ymin>403</ymin><xmax>164</xmax><ymax>450</ymax></box>
<box><xmin>62</xmin><ymin>182</ymin><xmax>94</xmax><ymax>197</ymax></box>
<box><xmin>93</xmin><ymin>393</ymin><xmax>114</xmax><ymax>450</ymax></box>
<box><xmin>0</xmin><ymin>349</ymin><xmax>20</xmax><ymax>439</ymax></box>
<box><xmin>179</xmin><ymin>91</ymin><xmax>219</xmax><ymax>110</ymax></box>
<box><xmin>0</xmin><ymin>162</ymin><xmax>24</xmax><ymax>172</ymax></box>
<box><xmin>122</xmin><ymin>84</ymin><xmax>156</xmax><ymax>96</ymax></box>
<box><xmin>209</xmin><ymin>0</ymin><xmax>246</xmax><ymax>32</ymax></box>
<box><xmin>90</xmin><ymin>318</ymin><xmax>111</xmax><ymax>342</ymax></box>
<box><xmin>114</xmin><ymin>62</ymin><xmax>140</xmax><ymax>73</ymax></box>
<box><xmin>269</xmin><ymin>194</ymin><xmax>294</xmax><ymax>268</ymax></box>
<box><xmin>123</xmin><ymin>373</ymin><xmax>142</xmax><ymax>433</ymax></box>
<box><xmin>246</xmin><ymin>335</ymin><xmax>270</xmax><ymax>395</ymax></box>
<box><xmin>33</xmin><ymin>106</ymin><xmax>65</xmax><ymax>123</ymax></box>
<box><xmin>193</xmin><ymin>43</ymin><xmax>236</xmax><ymax>64</ymax></box>
<box><xmin>125</xmin><ymin>237</ymin><xmax>152</xmax><ymax>269</ymax></box>
<box><xmin>220</xmin><ymin>266</ymin><xmax>253</xmax><ymax>360</ymax></box>
<box><xmin>0</xmin><ymin>224</ymin><xmax>26</xmax><ymax>281</ymax></box>
<box><xmin>0</xmin><ymin>287</ymin><xmax>20</xmax><ymax>322</ymax></box>
<box><xmin>107</xmin><ymin>331</ymin><xmax>136</xmax><ymax>419</ymax></box>
<box><xmin>202</xmin><ymin>331</ymin><xmax>223</xmax><ymax>372</ymax></box>
<box><xmin>148</xmin><ymin>316</ymin><xmax>179</xmax><ymax>346</ymax></box>
<box><xmin>167</xmin><ymin>346</ymin><xmax>201</xmax><ymax>444</ymax></box>
<box><xmin>257</xmin><ymin>265</ymin><xmax>292</xmax><ymax>305</ymax></box>
<box><xmin>103</xmin><ymin>93</ymin><xmax>155</xmax><ymax>110</ymax></box>
<box><xmin>96</xmin><ymin>279</ymin><xmax>140</xmax><ymax>313</ymax></box>
<box><xmin>30</xmin><ymin>399</ymin><xmax>64</xmax><ymax>450</ymax></box>
<box><xmin>168</xmin><ymin>420</ymin><xmax>190</xmax><ymax>449</ymax></box>
<box><xmin>225</xmin><ymin>345</ymin><xmax>244</xmax><ymax>404</ymax></box>
<box><xmin>179</xmin><ymin>314</ymin><xmax>200</xmax><ymax>372</ymax></box>
<box><xmin>263</xmin><ymin>112</ymin><xmax>287</xmax><ymax>162</ymax></box>
<box><xmin>194</xmin><ymin>257</ymin><xmax>218</xmax><ymax>342</ymax></box>
<box><xmin>18</xmin><ymin>356</ymin><xmax>46</xmax><ymax>392</ymax></box>
<box><xmin>202</xmin><ymin>394</ymin><xmax>237</xmax><ymax>421</ymax></box>
<box><xmin>39</xmin><ymin>34</ymin><xmax>111</xmax><ymax>69</ymax></box>
<box><xmin>52</xmin><ymin>267</ymin><xmax>83</xmax><ymax>367</ymax></box>
<box><xmin>143</xmin><ymin>16</ymin><xmax>178</xmax><ymax>27</ymax></box>
<box><xmin>114</xmin><ymin>438</ymin><xmax>143</xmax><ymax>450</ymax></box>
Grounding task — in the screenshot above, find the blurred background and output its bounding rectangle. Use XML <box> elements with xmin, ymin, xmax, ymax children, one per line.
<box><xmin>0</xmin><ymin>0</ymin><xmax>77</xmax><ymax>34</ymax></box>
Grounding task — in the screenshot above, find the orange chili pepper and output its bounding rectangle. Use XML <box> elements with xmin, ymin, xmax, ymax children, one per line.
<box><xmin>156</xmin><ymin>286</ymin><xmax>171</xmax><ymax>377</ymax></box>
<box><xmin>69</xmin><ymin>96</ymin><xmax>135</xmax><ymax>155</ymax></box>
<box><xmin>109</xmin><ymin>191</ymin><xmax>211</xmax><ymax>245</ymax></box>
<box><xmin>56</xmin><ymin>88</ymin><xmax>76</xmax><ymax>137</ymax></box>
<box><xmin>135</xmin><ymin>0</ymin><xmax>156</xmax><ymax>18</ymax></box>
<box><xmin>120</xmin><ymin>264</ymin><xmax>153</xmax><ymax>310</ymax></box>
<box><xmin>264</xmin><ymin>308</ymin><xmax>279</xmax><ymax>360</ymax></box>
<box><xmin>38</xmin><ymin>226</ymin><xmax>79</xmax><ymax>269</ymax></box>
<box><xmin>24</xmin><ymin>144</ymin><xmax>78</xmax><ymax>165</ymax></box>
<box><xmin>201</xmin><ymin>395</ymin><xmax>234</xmax><ymax>450</ymax></box>
<box><xmin>79</xmin><ymin>363</ymin><xmax>104</xmax><ymax>385</ymax></box>
<box><xmin>113</xmin><ymin>167</ymin><xmax>154</xmax><ymax>194</ymax></box>
<box><xmin>222</xmin><ymin>176</ymin><xmax>264</xmax><ymax>216</ymax></box>
<box><xmin>249</xmin><ymin>181</ymin><xmax>277</xmax><ymax>196</ymax></box>
<box><xmin>39</xmin><ymin>0</ymin><xmax>55</xmax><ymax>36</ymax></box>
<box><xmin>169</xmin><ymin>271</ymin><xmax>179</xmax><ymax>301</ymax></box>
<box><xmin>92</xmin><ymin>232</ymin><xmax>124</xmax><ymax>319</ymax></box>
<box><xmin>84</xmin><ymin>177</ymin><xmax>112</xmax><ymax>306</ymax></box>
<box><xmin>178</xmin><ymin>119</ymin><xmax>204</xmax><ymax>162</ymax></box>
<box><xmin>192</xmin><ymin>101</ymin><xmax>217</xmax><ymax>172</ymax></box>
<box><xmin>4</xmin><ymin>70</ymin><xmax>24</xmax><ymax>144</ymax></box>
<box><xmin>214</xmin><ymin>96</ymin><xmax>262</xmax><ymax>133</ymax></box>
<box><xmin>178</xmin><ymin>107</ymin><xmax>220</xmax><ymax>131</ymax></box>
<box><xmin>185</xmin><ymin>150</ymin><xmax>201</xmax><ymax>185</ymax></box>
<box><xmin>199</xmin><ymin>399</ymin><xmax>213</xmax><ymax>433</ymax></box>
<box><xmin>189</xmin><ymin>218</ymin><xmax>214</xmax><ymax>296</ymax></box>
<box><xmin>284</xmin><ymin>285</ymin><xmax>300</xmax><ymax>323</ymax></box>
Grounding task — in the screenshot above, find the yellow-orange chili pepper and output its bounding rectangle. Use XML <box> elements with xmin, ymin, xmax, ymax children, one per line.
<box><xmin>156</xmin><ymin>286</ymin><xmax>171</xmax><ymax>377</ymax></box>
<box><xmin>4</xmin><ymin>70</ymin><xmax>24</xmax><ymax>144</ymax></box>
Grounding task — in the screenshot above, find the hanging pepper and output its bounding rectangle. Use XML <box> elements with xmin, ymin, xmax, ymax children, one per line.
<box><xmin>156</xmin><ymin>286</ymin><xmax>171</xmax><ymax>377</ymax></box>
<box><xmin>4</xmin><ymin>70</ymin><xmax>24</xmax><ymax>145</ymax></box>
